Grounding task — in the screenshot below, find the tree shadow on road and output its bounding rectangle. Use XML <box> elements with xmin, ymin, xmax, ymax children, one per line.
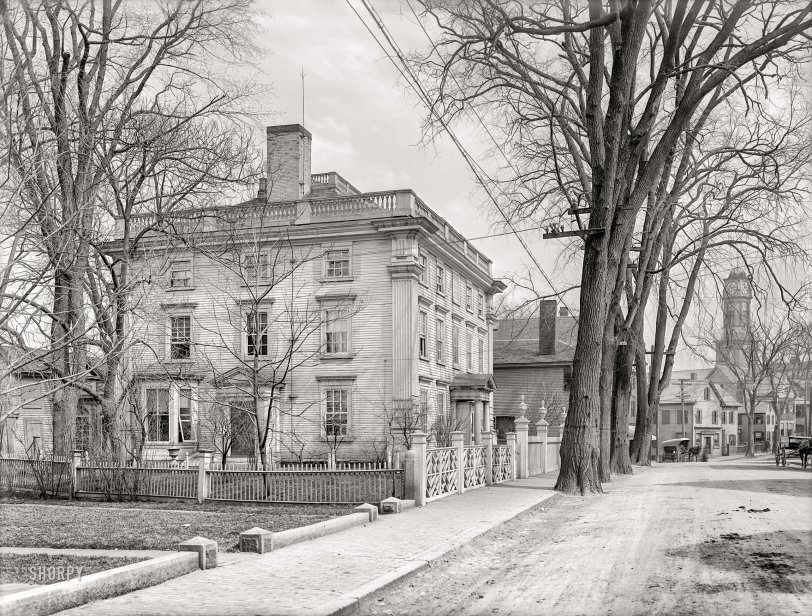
<box><xmin>667</xmin><ymin>529</ymin><xmax>812</xmax><ymax>595</ymax></box>
<box><xmin>709</xmin><ymin>463</ymin><xmax>811</xmax><ymax>474</ymax></box>
<box><xmin>655</xmin><ymin>478</ymin><xmax>810</xmax><ymax>497</ymax></box>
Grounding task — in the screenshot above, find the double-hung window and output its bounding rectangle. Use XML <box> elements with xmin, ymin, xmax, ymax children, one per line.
<box><xmin>436</xmin><ymin>318</ymin><xmax>445</xmax><ymax>363</ymax></box>
<box><xmin>712</xmin><ymin>410</ymin><xmax>719</xmax><ymax>424</ymax></box>
<box><xmin>419</xmin><ymin>254</ymin><xmax>427</xmax><ymax>284</ymax></box>
<box><xmin>325</xmin><ymin>388</ymin><xmax>350</xmax><ymax>437</ymax></box>
<box><xmin>325</xmin><ymin>308</ymin><xmax>349</xmax><ymax>354</ymax></box>
<box><xmin>170</xmin><ymin>316</ymin><xmax>192</xmax><ymax>360</ymax></box>
<box><xmin>478</xmin><ymin>337</ymin><xmax>484</xmax><ymax>372</ymax></box>
<box><xmin>451</xmin><ymin>271</ymin><xmax>457</xmax><ymax>304</ymax></box>
<box><xmin>436</xmin><ymin>265</ymin><xmax>445</xmax><ymax>294</ymax></box>
<box><xmin>145</xmin><ymin>385</ymin><xmax>197</xmax><ymax>444</ymax></box>
<box><xmin>169</xmin><ymin>260</ymin><xmax>192</xmax><ymax>289</ymax></box>
<box><xmin>146</xmin><ymin>387</ymin><xmax>171</xmax><ymax>442</ymax></box>
<box><xmin>325</xmin><ymin>249</ymin><xmax>350</xmax><ymax>278</ymax></box>
<box><xmin>436</xmin><ymin>392</ymin><xmax>446</xmax><ymax>417</ymax></box>
<box><xmin>244</xmin><ymin>254</ymin><xmax>268</xmax><ymax>283</ymax></box>
<box><xmin>662</xmin><ymin>409</ymin><xmax>670</xmax><ymax>424</ymax></box>
<box><xmin>695</xmin><ymin>410</ymin><xmax>702</xmax><ymax>424</ymax></box>
<box><xmin>466</xmin><ymin>285</ymin><xmax>473</xmax><ymax>311</ymax></box>
<box><xmin>246</xmin><ymin>310</ymin><xmax>269</xmax><ymax>357</ymax></box>
<box><xmin>466</xmin><ymin>329</ymin><xmax>473</xmax><ymax>370</ymax></box>
<box><xmin>420</xmin><ymin>388</ymin><xmax>429</xmax><ymax>431</ymax></box>
<box><xmin>452</xmin><ymin>324</ymin><xmax>460</xmax><ymax>367</ymax></box>
<box><xmin>178</xmin><ymin>389</ymin><xmax>195</xmax><ymax>442</ymax></box>
<box><xmin>478</xmin><ymin>293</ymin><xmax>484</xmax><ymax>318</ymax></box>
<box><xmin>229</xmin><ymin>401</ymin><xmax>255</xmax><ymax>456</ymax></box>
<box><xmin>418</xmin><ymin>311</ymin><xmax>428</xmax><ymax>359</ymax></box>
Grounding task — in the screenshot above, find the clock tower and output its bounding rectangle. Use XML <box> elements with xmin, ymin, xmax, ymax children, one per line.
<box><xmin>716</xmin><ymin>268</ymin><xmax>752</xmax><ymax>367</ymax></box>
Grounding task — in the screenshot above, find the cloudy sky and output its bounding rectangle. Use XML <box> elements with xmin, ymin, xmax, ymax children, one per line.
<box><xmin>253</xmin><ymin>0</ymin><xmax>568</xmax><ymax>297</ymax></box>
<box><xmin>249</xmin><ymin>1</ymin><xmax>809</xmax><ymax>371</ymax></box>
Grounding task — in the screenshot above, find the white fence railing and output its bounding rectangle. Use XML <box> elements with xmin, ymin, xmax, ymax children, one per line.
<box><xmin>425</xmin><ymin>447</ymin><xmax>459</xmax><ymax>501</ymax></box>
<box><xmin>1</xmin><ymin>453</ymin><xmax>403</xmax><ymax>505</ymax></box>
<box><xmin>0</xmin><ymin>456</ymin><xmax>72</xmax><ymax>496</ymax></box>
<box><xmin>463</xmin><ymin>445</ymin><xmax>486</xmax><ymax>489</ymax></box>
<box><xmin>208</xmin><ymin>469</ymin><xmax>403</xmax><ymax>504</ymax></box>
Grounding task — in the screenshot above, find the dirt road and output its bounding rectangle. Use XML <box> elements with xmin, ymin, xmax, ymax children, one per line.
<box><xmin>357</xmin><ymin>456</ymin><xmax>812</xmax><ymax>616</ymax></box>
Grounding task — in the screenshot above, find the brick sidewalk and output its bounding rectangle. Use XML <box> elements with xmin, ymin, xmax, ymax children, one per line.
<box><xmin>56</xmin><ymin>474</ymin><xmax>560</xmax><ymax>616</ymax></box>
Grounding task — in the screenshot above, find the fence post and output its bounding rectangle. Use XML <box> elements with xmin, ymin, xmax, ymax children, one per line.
<box><xmin>515</xmin><ymin>416</ymin><xmax>529</xmax><ymax>479</ymax></box>
<box><xmin>411</xmin><ymin>432</ymin><xmax>427</xmax><ymax>507</ymax></box>
<box><xmin>482</xmin><ymin>431</ymin><xmax>494</xmax><ymax>484</ymax></box>
<box><xmin>451</xmin><ymin>431</ymin><xmax>465</xmax><ymax>493</ymax></box>
<box><xmin>197</xmin><ymin>449</ymin><xmax>213</xmax><ymax>504</ymax></box>
<box><xmin>70</xmin><ymin>450</ymin><xmax>82</xmax><ymax>498</ymax></box>
<box><xmin>505</xmin><ymin>432</ymin><xmax>517</xmax><ymax>481</ymax></box>
<box><xmin>536</xmin><ymin>419</ymin><xmax>549</xmax><ymax>475</ymax></box>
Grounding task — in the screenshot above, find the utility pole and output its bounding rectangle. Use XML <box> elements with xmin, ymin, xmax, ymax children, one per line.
<box><xmin>679</xmin><ymin>379</ymin><xmax>688</xmax><ymax>441</ymax></box>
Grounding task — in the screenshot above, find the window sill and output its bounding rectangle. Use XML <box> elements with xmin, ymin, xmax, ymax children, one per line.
<box><xmin>165</xmin><ymin>359</ymin><xmax>195</xmax><ymax>364</ymax></box>
<box><xmin>167</xmin><ymin>286</ymin><xmax>195</xmax><ymax>292</ymax></box>
<box><xmin>319</xmin><ymin>277</ymin><xmax>355</xmax><ymax>283</ymax></box>
<box><xmin>436</xmin><ymin>360</ymin><xmax>446</xmax><ymax>366</ymax></box>
<box><xmin>319</xmin><ymin>353</ymin><xmax>356</xmax><ymax>360</ymax></box>
<box><xmin>419</xmin><ymin>356</ymin><xmax>430</xmax><ymax>362</ymax></box>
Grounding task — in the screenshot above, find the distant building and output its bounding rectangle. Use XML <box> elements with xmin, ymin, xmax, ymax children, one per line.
<box><xmin>492</xmin><ymin>300</ymin><xmax>577</xmax><ymax>441</ymax></box>
<box><xmin>663</xmin><ymin>369</ymin><xmax>741</xmax><ymax>454</ymax></box>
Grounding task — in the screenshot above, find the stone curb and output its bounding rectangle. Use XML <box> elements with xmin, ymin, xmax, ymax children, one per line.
<box><xmin>0</xmin><ymin>552</ymin><xmax>198</xmax><ymax>616</ymax></box>
<box><xmin>268</xmin><ymin>500</ymin><xmax>416</xmax><ymax>552</ymax></box>
<box><xmin>306</xmin><ymin>491</ymin><xmax>564</xmax><ymax>616</ymax></box>
<box><xmin>0</xmin><ymin>547</ymin><xmax>170</xmax><ymax>559</ymax></box>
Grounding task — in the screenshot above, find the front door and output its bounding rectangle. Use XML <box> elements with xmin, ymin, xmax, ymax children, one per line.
<box><xmin>703</xmin><ymin>436</ymin><xmax>712</xmax><ymax>455</ymax></box>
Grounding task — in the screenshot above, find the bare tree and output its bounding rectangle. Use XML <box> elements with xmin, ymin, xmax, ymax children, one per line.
<box><xmin>0</xmin><ymin>0</ymin><xmax>263</xmax><ymax>455</ymax></box>
<box><xmin>694</xmin><ymin>296</ymin><xmax>798</xmax><ymax>457</ymax></box>
<box><xmin>413</xmin><ymin>0</ymin><xmax>812</xmax><ymax>493</ymax></box>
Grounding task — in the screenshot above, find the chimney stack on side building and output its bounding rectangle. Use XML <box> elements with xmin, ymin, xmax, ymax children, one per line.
<box><xmin>538</xmin><ymin>299</ymin><xmax>557</xmax><ymax>356</ymax></box>
<box><xmin>266</xmin><ymin>124</ymin><xmax>312</xmax><ymax>201</ymax></box>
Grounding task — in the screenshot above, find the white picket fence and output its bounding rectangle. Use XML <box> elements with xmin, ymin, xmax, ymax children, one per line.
<box><xmin>0</xmin><ymin>453</ymin><xmax>404</xmax><ymax>505</ymax></box>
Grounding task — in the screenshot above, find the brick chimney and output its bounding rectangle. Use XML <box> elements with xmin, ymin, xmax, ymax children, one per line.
<box><xmin>538</xmin><ymin>299</ymin><xmax>557</xmax><ymax>356</ymax></box>
<box><xmin>266</xmin><ymin>124</ymin><xmax>312</xmax><ymax>200</ymax></box>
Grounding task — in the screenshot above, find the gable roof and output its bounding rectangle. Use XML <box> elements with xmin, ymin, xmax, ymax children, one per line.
<box><xmin>659</xmin><ymin>376</ymin><xmax>740</xmax><ymax>407</ymax></box>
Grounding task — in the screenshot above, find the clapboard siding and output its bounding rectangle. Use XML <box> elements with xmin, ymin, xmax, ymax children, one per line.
<box><xmin>493</xmin><ymin>365</ymin><xmax>567</xmax><ymax>420</ymax></box>
<box><xmin>122</xmin><ymin>199</ymin><xmax>500</xmax><ymax>462</ymax></box>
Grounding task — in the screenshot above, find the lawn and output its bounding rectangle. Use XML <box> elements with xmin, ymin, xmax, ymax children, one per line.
<box><xmin>0</xmin><ymin>553</ymin><xmax>146</xmax><ymax>586</ymax></box>
<box><xmin>0</xmin><ymin>498</ymin><xmax>353</xmax><ymax>551</ymax></box>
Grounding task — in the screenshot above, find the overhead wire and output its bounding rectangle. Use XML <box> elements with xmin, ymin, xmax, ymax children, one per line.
<box><xmin>345</xmin><ymin>0</ymin><xmax>577</xmax><ymax>313</ymax></box>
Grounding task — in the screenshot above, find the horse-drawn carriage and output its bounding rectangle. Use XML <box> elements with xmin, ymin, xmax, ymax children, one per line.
<box><xmin>661</xmin><ymin>438</ymin><xmax>691</xmax><ymax>462</ymax></box>
<box><xmin>776</xmin><ymin>435</ymin><xmax>811</xmax><ymax>469</ymax></box>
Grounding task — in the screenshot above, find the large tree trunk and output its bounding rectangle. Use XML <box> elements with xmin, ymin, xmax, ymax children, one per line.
<box><xmin>610</xmin><ymin>343</ymin><xmax>633</xmax><ymax>474</ymax></box>
<box><xmin>556</xmin><ymin>244</ymin><xmax>605</xmax><ymax>495</ymax></box>
<box><xmin>598</xmin><ymin>333</ymin><xmax>616</xmax><ymax>482</ymax></box>
<box><xmin>630</xmin><ymin>349</ymin><xmax>651</xmax><ymax>465</ymax></box>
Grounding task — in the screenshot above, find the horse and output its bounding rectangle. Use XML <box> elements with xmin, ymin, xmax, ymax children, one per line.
<box><xmin>798</xmin><ymin>439</ymin><xmax>812</xmax><ymax>470</ymax></box>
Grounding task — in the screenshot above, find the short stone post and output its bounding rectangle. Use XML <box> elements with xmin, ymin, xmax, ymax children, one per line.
<box><xmin>515</xmin><ymin>416</ymin><xmax>530</xmax><ymax>479</ymax></box>
<box><xmin>536</xmin><ymin>419</ymin><xmax>549</xmax><ymax>475</ymax></box>
<box><xmin>197</xmin><ymin>449</ymin><xmax>213</xmax><ymax>504</ymax></box>
<box><xmin>410</xmin><ymin>432</ymin><xmax>427</xmax><ymax>507</ymax></box>
<box><xmin>505</xmin><ymin>432</ymin><xmax>517</xmax><ymax>481</ymax></box>
<box><xmin>178</xmin><ymin>536</ymin><xmax>218</xmax><ymax>569</ymax></box>
<box><xmin>70</xmin><ymin>450</ymin><xmax>82</xmax><ymax>498</ymax></box>
<box><xmin>451</xmin><ymin>431</ymin><xmax>465</xmax><ymax>493</ymax></box>
<box><xmin>482</xmin><ymin>431</ymin><xmax>494</xmax><ymax>484</ymax></box>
